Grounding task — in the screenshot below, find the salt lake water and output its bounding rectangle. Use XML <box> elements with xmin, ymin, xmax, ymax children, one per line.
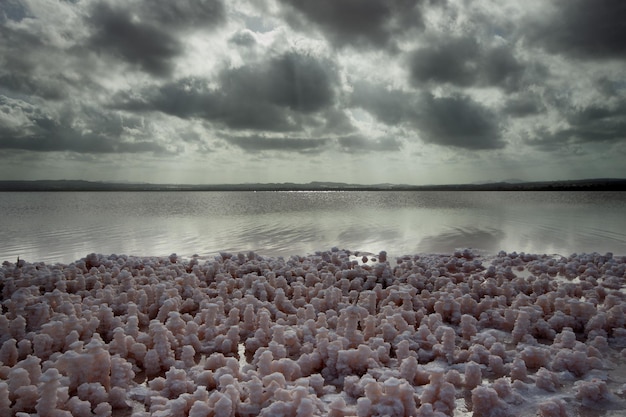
<box><xmin>1</xmin><ymin>191</ymin><xmax>625</xmax><ymax>264</ymax></box>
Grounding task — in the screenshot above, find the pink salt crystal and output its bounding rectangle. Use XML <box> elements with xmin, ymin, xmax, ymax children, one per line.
<box><xmin>0</xmin><ymin>338</ymin><xmax>18</xmax><ymax>366</ymax></box>
<box><xmin>489</xmin><ymin>342</ymin><xmax>506</xmax><ymax>359</ymax></box>
<box><xmin>445</xmin><ymin>369</ymin><xmax>463</xmax><ymax>388</ymax></box>
<box><xmin>471</xmin><ymin>386</ymin><xmax>508</xmax><ymax>417</ymax></box>
<box><xmin>213</xmin><ymin>392</ymin><xmax>233</xmax><ymax>417</ymax></box>
<box><xmin>510</xmin><ymin>358</ymin><xmax>527</xmax><ymax>382</ymax></box>
<box><xmin>296</xmin><ymin>397</ymin><xmax>317</xmax><ymax>417</ymax></box>
<box><xmin>363</xmin><ymin>315</ymin><xmax>377</xmax><ymax>341</ymax></box>
<box><xmin>421</xmin><ymin>370</ymin><xmax>455</xmax><ymax>415</ymax></box>
<box><xmin>184</xmin><ymin>322</ymin><xmax>202</xmax><ymax>353</ymax></box>
<box><xmin>460</xmin><ymin>314</ymin><xmax>477</xmax><ymax>340</ymax></box>
<box><xmin>111</xmin><ymin>356</ymin><xmax>134</xmax><ymax>390</ymax></box>
<box><xmin>328</xmin><ymin>396</ymin><xmax>348</xmax><ymax>417</ymax></box>
<box><xmin>575</xmin><ymin>378</ymin><xmax>617</xmax><ymax>406</ymax></box>
<box><xmin>181</xmin><ymin>345</ymin><xmax>196</xmax><ymax>369</ymax></box>
<box><xmin>84</xmin><ymin>338</ymin><xmax>112</xmax><ymax>390</ymax></box>
<box><xmin>109</xmin><ymin>327</ymin><xmax>130</xmax><ymax>358</ymax></box>
<box><xmin>66</xmin><ymin>396</ymin><xmax>94</xmax><ymax>416</ymax></box>
<box><xmin>8</xmin><ymin>367</ymin><xmax>30</xmax><ymax>400</ymax></box>
<box><xmin>14</xmin><ymin>385</ymin><xmax>39</xmax><ymax>414</ymax></box>
<box><xmin>15</xmin><ymin>355</ymin><xmax>41</xmax><ymax>385</ymax></box>
<box><xmin>272</xmin><ymin>357</ymin><xmax>302</xmax><ymax>381</ymax></box>
<box><xmin>512</xmin><ymin>310</ymin><xmax>530</xmax><ymax>343</ymax></box>
<box><xmin>164</xmin><ymin>367</ymin><xmax>194</xmax><ymax>398</ymax></box>
<box><xmin>440</xmin><ymin>326</ymin><xmax>456</xmax><ymax>364</ymax></box>
<box><xmin>520</xmin><ymin>346</ymin><xmax>550</xmax><ymax>369</ymax></box>
<box><xmin>149</xmin><ymin>321</ymin><xmax>175</xmax><ymax>370</ymax></box>
<box><xmin>189</xmin><ymin>401</ymin><xmax>211</xmax><ymax>417</ymax></box>
<box><xmin>589</xmin><ymin>335</ymin><xmax>609</xmax><ymax>351</ymax></box>
<box><xmin>77</xmin><ymin>382</ymin><xmax>108</xmax><ymax>408</ymax></box>
<box><xmin>488</xmin><ymin>355</ymin><xmax>505</xmax><ymax>377</ymax></box>
<box><xmin>551</xmin><ymin>350</ymin><xmax>590</xmax><ymax>376</ymax></box>
<box><xmin>538</xmin><ymin>399</ymin><xmax>569</xmax><ymax>417</ymax></box>
<box><xmin>0</xmin><ymin>382</ymin><xmax>10</xmax><ymax>412</ymax></box>
<box><xmin>554</xmin><ymin>328</ymin><xmax>577</xmax><ymax>349</ymax></box>
<box><xmin>149</xmin><ymin>376</ymin><xmax>167</xmax><ymax>392</ymax></box>
<box><xmin>109</xmin><ymin>386</ymin><xmax>130</xmax><ymax>409</ymax></box>
<box><xmin>339</xmin><ymin>305</ymin><xmax>367</xmax><ymax>348</ymax></box>
<box><xmin>36</xmin><ymin>368</ymin><xmax>64</xmax><ymax>417</ymax></box>
<box><xmin>535</xmin><ymin>367</ymin><xmax>560</xmax><ymax>392</ymax></box>
<box><xmin>17</xmin><ymin>339</ymin><xmax>32</xmax><ymax>359</ymax></box>
<box><xmin>257</xmin><ymin>350</ymin><xmax>274</xmax><ymax>377</ymax></box>
<box><xmin>491</xmin><ymin>378</ymin><xmax>512</xmax><ymax>400</ymax></box>
<box><xmin>144</xmin><ymin>349</ymin><xmax>162</xmax><ymax>377</ymax></box>
<box><xmin>33</xmin><ymin>333</ymin><xmax>54</xmax><ymax>360</ymax></box>
<box><xmin>130</xmin><ymin>341</ymin><xmax>147</xmax><ymax>367</ymax></box>
<box><xmin>343</xmin><ymin>375</ymin><xmax>364</xmax><ymax>398</ymax></box>
<box><xmin>465</xmin><ymin>361</ymin><xmax>482</xmax><ymax>390</ymax></box>
<box><xmin>9</xmin><ymin>315</ymin><xmax>26</xmax><ymax>342</ymax></box>
<box><xmin>94</xmin><ymin>401</ymin><xmax>113</xmax><ymax>417</ymax></box>
<box><xmin>399</xmin><ymin>356</ymin><xmax>419</xmax><ymax>385</ymax></box>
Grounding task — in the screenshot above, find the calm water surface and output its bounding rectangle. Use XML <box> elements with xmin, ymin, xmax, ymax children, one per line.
<box><xmin>1</xmin><ymin>191</ymin><xmax>625</xmax><ymax>264</ymax></box>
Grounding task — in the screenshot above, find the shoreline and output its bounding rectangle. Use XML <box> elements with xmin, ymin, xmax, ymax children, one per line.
<box><xmin>2</xmin><ymin>249</ymin><xmax>626</xmax><ymax>416</ymax></box>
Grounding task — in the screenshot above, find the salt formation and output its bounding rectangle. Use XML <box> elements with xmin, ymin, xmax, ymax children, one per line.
<box><xmin>1</xmin><ymin>249</ymin><xmax>626</xmax><ymax>416</ymax></box>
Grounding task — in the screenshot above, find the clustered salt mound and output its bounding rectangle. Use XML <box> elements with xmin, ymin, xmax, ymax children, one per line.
<box><xmin>1</xmin><ymin>248</ymin><xmax>625</xmax><ymax>417</ymax></box>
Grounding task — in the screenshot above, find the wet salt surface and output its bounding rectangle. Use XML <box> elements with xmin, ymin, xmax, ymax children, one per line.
<box><xmin>1</xmin><ymin>248</ymin><xmax>625</xmax><ymax>416</ymax></box>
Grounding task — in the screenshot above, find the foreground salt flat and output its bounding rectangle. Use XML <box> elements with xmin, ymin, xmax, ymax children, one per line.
<box><xmin>1</xmin><ymin>249</ymin><xmax>625</xmax><ymax>417</ymax></box>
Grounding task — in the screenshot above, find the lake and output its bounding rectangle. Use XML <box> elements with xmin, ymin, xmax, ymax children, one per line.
<box><xmin>1</xmin><ymin>191</ymin><xmax>625</xmax><ymax>264</ymax></box>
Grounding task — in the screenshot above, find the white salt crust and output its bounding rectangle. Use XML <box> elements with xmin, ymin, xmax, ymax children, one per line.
<box><xmin>1</xmin><ymin>248</ymin><xmax>626</xmax><ymax>416</ymax></box>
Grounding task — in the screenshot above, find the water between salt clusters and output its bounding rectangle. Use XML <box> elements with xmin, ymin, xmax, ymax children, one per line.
<box><xmin>1</xmin><ymin>191</ymin><xmax>626</xmax><ymax>264</ymax></box>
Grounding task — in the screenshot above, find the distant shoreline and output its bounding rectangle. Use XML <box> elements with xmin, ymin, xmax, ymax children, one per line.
<box><xmin>1</xmin><ymin>178</ymin><xmax>626</xmax><ymax>192</ymax></box>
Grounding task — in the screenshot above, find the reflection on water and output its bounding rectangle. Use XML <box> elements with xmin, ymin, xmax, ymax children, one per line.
<box><xmin>1</xmin><ymin>191</ymin><xmax>625</xmax><ymax>264</ymax></box>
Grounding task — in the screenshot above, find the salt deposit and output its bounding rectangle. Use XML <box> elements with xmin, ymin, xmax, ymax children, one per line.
<box><xmin>1</xmin><ymin>248</ymin><xmax>625</xmax><ymax>416</ymax></box>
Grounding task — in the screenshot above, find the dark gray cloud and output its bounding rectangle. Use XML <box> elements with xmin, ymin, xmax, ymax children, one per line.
<box><xmin>0</xmin><ymin>97</ymin><xmax>169</xmax><ymax>154</ymax></box>
<box><xmin>0</xmin><ymin>0</ymin><xmax>31</xmax><ymax>22</ymax></box>
<box><xmin>224</xmin><ymin>135</ymin><xmax>330</xmax><ymax>152</ymax></box>
<box><xmin>409</xmin><ymin>37</ymin><xmax>479</xmax><ymax>87</ymax></box>
<box><xmin>418</xmin><ymin>93</ymin><xmax>505</xmax><ymax>149</ymax></box>
<box><xmin>1</xmin><ymin>0</ymin><xmax>625</xmax><ymax>183</ymax></box>
<box><xmin>117</xmin><ymin>52</ymin><xmax>337</xmax><ymax>131</ymax></box>
<box><xmin>142</xmin><ymin>0</ymin><xmax>224</xmax><ymax>28</ymax></box>
<box><xmin>595</xmin><ymin>78</ymin><xmax>626</xmax><ymax>97</ymax></box>
<box><xmin>527</xmin><ymin>0</ymin><xmax>626</xmax><ymax>60</ymax></box>
<box><xmin>0</xmin><ymin>22</ymin><xmax>49</xmax><ymax>96</ymax></box>
<box><xmin>350</xmin><ymin>83</ymin><xmax>418</xmax><ymax>125</ymax></box>
<box><xmin>0</xmin><ymin>74</ymin><xmax>68</xmax><ymax>101</ymax></box>
<box><xmin>408</xmin><ymin>37</ymin><xmax>525</xmax><ymax>90</ymax></box>
<box><xmin>279</xmin><ymin>0</ymin><xmax>430</xmax><ymax>49</ymax></box>
<box><xmin>224</xmin><ymin>133</ymin><xmax>401</xmax><ymax>154</ymax></box>
<box><xmin>351</xmin><ymin>83</ymin><xmax>505</xmax><ymax>150</ymax></box>
<box><xmin>503</xmin><ymin>93</ymin><xmax>545</xmax><ymax>118</ymax></box>
<box><xmin>88</xmin><ymin>3</ymin><xmax>183</xmax><ymax>77</ymax></box>
<box><xmin>527</xmin><ymin>103</ymin><xmax>626</xmax><ymax>151</ymax></box>
<box><xmin>229</xmin><ymin>30</ymin><xmax>257</xmax><ymax>47</ymax></box>
<box><xmin>229</xmin><ymin>52</ymin><xmax>334</xmax><ymax>114</ymax></box>
<box><xmin>337</xmin><ymin>135</ymin><xmax>402</xmax><ymax>152</ymax></box>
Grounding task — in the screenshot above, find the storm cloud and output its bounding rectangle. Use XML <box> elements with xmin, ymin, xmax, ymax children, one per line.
<box><xmin>408</xmin><ymin>37</ymin><xmax>526</xmax><ymax>90</ymax></box>
<box><xmin>418</xmin><ymin>94</ymin><xmax>505</xmax><ymax>150</ymax></box>
<box><xmin>279</xmin><ymin>0</ymin><xmax>430</xmax><ymax>49</ymax></box>
<box><xmin>116</xmin><ymin>51</ymin><xmax>338</xmax><ymax>132</ymax></box>
<box><xmin>0</xmin><ymin>96</ymin><xmax>170</xmax><ymax>154</ymax></box>
<box><xmin>527</xmin><ymin>0</ymin><xmax>626</xmax><ymax>60</ymax></box>
<box><xmin>351</xmin><ymin>84</ymin><xmax>504</xmax><ymax>150</ymax></box>
<box><xmin>0</xmin><ymin>0</ymin><xmax>625</xmax><ymax>184</ymax></box>
<box><xmin>88</xmin><ymin>3</ymin><xmax>183</xmax><ymax>77</ymax></box>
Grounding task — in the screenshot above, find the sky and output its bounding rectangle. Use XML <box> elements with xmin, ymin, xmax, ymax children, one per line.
<box><xmin>0</xmin><ymin>0</ymin><xmax>625</xmax><ymax>185</ymax></box>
